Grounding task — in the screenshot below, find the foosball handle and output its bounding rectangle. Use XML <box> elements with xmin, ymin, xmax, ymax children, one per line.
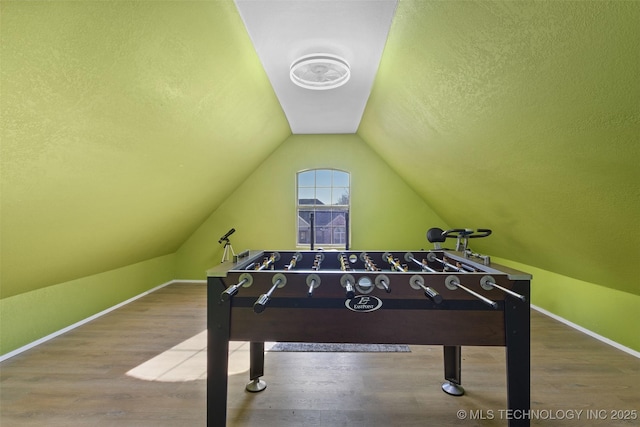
<box><xmin>410</xmin><ymin>275</ymin><xmax>443</xmax><ymax>305</ymax></box>
<box><xmin>345</xmin><ymin>282</ymin><xmax>355</xmax><ymax>299</ymax></box>
<box><xmin>220</xmin><ymin>284</ymin><xmax>239</xmax><ymax>302</ymax></box>
<box><xmin>220</xmin><ymin>274</ymin><xmax>253</xmax><ymax>302</ymax></box>
<box><xmin>253</xmin><ymin>294</ymin><xmax>270</xmax><ymax>313</ymax></box>
<box><xmin>340</xmin><ymin>274</ymin><xmax>356</xmax><ymax>299</ymax></box>
<box><xmin>424</xmin><ymin>286</ymin><xmax>443</xmax><ymax>304</ymax></box>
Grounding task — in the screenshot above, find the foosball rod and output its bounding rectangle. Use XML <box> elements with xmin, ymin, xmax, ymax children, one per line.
<box><xmin>256</xmin><ymin>252</ymin><xmax>280</xmax><ymax>271</ymax></box>
<box><xmin>220</xmin><ymin>273</ymin><xmax>253</xmax><ymax>302</ymax></box>
<box><xmin>445</xmin><ymin>275</ymin><xmax>498</xmax><ymax>309</ymax></box>
<box><xmin>253</xmin><ymin>273</ymin><xmax>286</xmax><ymax>313</ymax></box>
<box><xmin>361</xmin><ymin>253</ymin><xmax>391</xmax><ymax>293</ymax></box>
<box><xmin>383</xmin><ymin>252</ymin><xmax>407</xmax><ymax>272</ymax></box>
<box><xmin>312</xmin><ymin>252</ymin><xmax>324</xmax><ymax>271</ymax></box>
<box><xmin>308</xmin><ymin>253</ymin><xmax>325</xmax><ymax>297</ymax></box>
<box><xmin>480</xmin><ymin>275</ymin><xmax>526</xmax><ymax>301</ymax></box>
<box><xmin>360</xmin><ymin>252</ymin><xmax>379</xmax><ymax>272</ymax></box>
<box><xmin>285</xmin><ymin>252</ymin><xmax>302</xmax><ymax>271</ymax></box>
<box><xmin>306</xmin><ymin>273</ymin><xmax>321</xmax><ymax>297</ymax></box>
<box><xmin>404</xmin><ymin>252</ymin><xmax>437</xmax><ymax>272</ymax></box>
<box><xmin>409</xmin><ymin>275</ymin><xmax>443</xmax><ymax>304</ymax></box>
<box><xmin>338</xmin><ymin>254</ymin><xmax>355</xmax><ymax>298</ymax></box>
<box><xmin>426</xmin><ymin>252</ymin><xmax>466</xmax><ymax>272</ymax></box>
<box><xmin>375</xmin><ymin>275</ymin><xmax>391</xmax><ymax>293</ymax></box>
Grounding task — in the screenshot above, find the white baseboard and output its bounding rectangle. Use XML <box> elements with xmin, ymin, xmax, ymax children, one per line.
<box><xmin>0</xmin><ymin>279</ymin><xmax>206</xmax><ymax>363</ymax></box>
<box><xmin>531</xmin><ymin>304</ymin><xmax>639</xmax><ymax>359</ymax></box>
<box><xmin>3</xmin><ymin>283</ymin><xmax>637</xmax><ymax>362</ymax></box>
<box><xmin>170</xmin><ymin>280</ymin><xmax>207</xmax><ymax>284</ymax></box>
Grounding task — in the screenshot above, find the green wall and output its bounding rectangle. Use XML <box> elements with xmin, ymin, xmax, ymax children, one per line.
<box><xmin>494</xmin><ymin>257</ymin><xmax>639</xmax><ymax>352</ymax></box>
<box><xmin>175</xmin><ymin>134</ymin><xmax>449</xmax><ymax>278</ymax></box>
<box><xmin>3</xmin><ymin>132</ymin><xmax>638</xmax><ymax>356</ymax></box>
<box><xmin>173</xmin><ymin>133</ymin><xmax>639</xmax><ymax>353</ymax></box>
<box><xmin>0</xmin><ymin>254</ymin><xmax>175</xmax><ymax>356</ymax></box>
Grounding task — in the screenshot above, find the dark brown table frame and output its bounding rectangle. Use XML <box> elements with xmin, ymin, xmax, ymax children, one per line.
<box><xmin>206</xmin><ymin>250</ymin><xmax>530</xmax><ymax>427</ymax></box>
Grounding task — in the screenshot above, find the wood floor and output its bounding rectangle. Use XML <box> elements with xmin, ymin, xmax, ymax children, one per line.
<box><xmin>1</xmin><ymin>283</ymin><xmax>638</xmax><ymax>426</ymax></box>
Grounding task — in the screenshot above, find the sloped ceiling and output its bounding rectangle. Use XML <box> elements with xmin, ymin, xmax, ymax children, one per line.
<box><xmin>1</xmin><ymin>1</ymin><xmax>638</xmax><ymax>299</ymax></box>
<box><xmin>359</xmin><ymin>1</ymin><xmax>639</xmax><ymax>295</ymax></box>
<box><xmin>0</xmin><ymin>1</ymin><xmax>290</xmax><ymax>297</ymax></box>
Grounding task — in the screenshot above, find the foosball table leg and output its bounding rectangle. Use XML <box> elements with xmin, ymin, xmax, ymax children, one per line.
<box><xmin>207</xmin><ymin>277</ymin><xmax>231</xmax><ymax>427</ymax></box>
<box><xmin>246</xmin><ymin>341</ymin><xmax>267</xmax><ymax>392</ymax></box>
<box><xmin>504</xmin><ymin>280</ymin><xmax>531</xmax><ymax>427</ymax></box>
<box><xmin>442</xmin><ymin>345</ymin><xmax>465</xmax><ymax>396</ymax></box>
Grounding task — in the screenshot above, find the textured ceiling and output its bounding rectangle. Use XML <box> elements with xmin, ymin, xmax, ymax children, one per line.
<box><xmin>1</xmin><ymin>1</ymin><xmax>639</xmax><ymax>299</ymax></box>
<box><xmin>235</xmin><ymin>0</ymin><xmax>397</xmax><ymax>133</ymax></box>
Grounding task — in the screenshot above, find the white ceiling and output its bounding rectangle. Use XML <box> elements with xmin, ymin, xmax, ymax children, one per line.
<box><xmin>235</xmin><ymin>0</ymin><xmax>398</xmax><ymax>134</ymax></box>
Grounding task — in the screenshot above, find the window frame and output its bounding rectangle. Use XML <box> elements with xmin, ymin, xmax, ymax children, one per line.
<box><xmin>296</xmin><ymin>168</ymin><xmax>350</xmax><ymax>249</ymax></box>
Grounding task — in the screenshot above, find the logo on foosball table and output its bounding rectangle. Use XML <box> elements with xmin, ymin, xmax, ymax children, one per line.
<box><xmin>345</xmin><ymin>295</ymin><xmax>383</xmax><ymax>313</ymax></box>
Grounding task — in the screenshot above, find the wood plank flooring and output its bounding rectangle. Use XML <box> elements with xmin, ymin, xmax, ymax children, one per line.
<box><xmin>1</xmin><ymin>283</ymin><xmax>638</xmax><ymax>426</ymax></box>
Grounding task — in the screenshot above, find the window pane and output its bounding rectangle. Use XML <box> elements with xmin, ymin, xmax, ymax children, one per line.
<box><xmin>313</xmin><ymin>210</ymin><xmax>332</xmax><ymax>227</ymax></box>
<box><xmin>331</xmin><ymin>211</ymin><xmax>346</xmax><ymax>224</ymax></box>
<box><xmin>333</xmin><ymin>211</ymin><xmax>347</xmax><ymax>245</ymax></box>
<box><xmin>315</xmin><ymin>188</ymin><xmax>331</xmax><ymax>205</ymax></box>
<box><xmin>298</xmin><ymin>210</ymin><xmax>311</xmax><ymax>244</ymax></box>
<box><xmin>316</xmin><ymin>169</ymin><xmax>332</xmax><ymax>187</ymax></box>
<box><xmin>332</xmin><ymin>187</ymin><xmax>349</xmax><ymax>205</ymax></box>
<box><xmin>298</xmin><ymin>188</ymin><xmax>315</xmax><ymax>204</ymax></box>
<box><xmin>314</xmin><ymin>209</ymin><xmax>330</xmax><ymax>245</ymax></box>
<box><xmin>298</xmin><ymin>209</ymin><xmax>313</xmax><ymax>224</ymax></box>
<box><xmin>298</xmin><ymin>171</ymin><xmax>315</xmax><ymax>187</ymax></box>
<box><xmin>333</xmin><ymin>171</ymin><xmax>349</xmax><ymax>187</ymax></box>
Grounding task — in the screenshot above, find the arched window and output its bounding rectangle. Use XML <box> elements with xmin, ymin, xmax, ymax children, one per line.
<box><xmin>297</xmin><ymin>169</ymin><xmax>350</xmax><ymax>247</ymax></box>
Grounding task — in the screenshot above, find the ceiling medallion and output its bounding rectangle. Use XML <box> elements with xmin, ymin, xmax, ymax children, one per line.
<box><xmin>290</xmin><ymin>54</ymin><xmax>351</xmax><ymax>90</ymax></box>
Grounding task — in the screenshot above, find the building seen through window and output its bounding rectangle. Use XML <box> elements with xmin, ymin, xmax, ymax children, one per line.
<box><xmin>297</xmin><ymin>169</ymin><xmax>350</xmax><ymax>247</ymax></box>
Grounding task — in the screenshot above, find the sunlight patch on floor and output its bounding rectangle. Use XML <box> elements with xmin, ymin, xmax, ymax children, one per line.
<box><xmin>126</xmin><ymin>330</ymin><xmax>274</xmax><ymax>382</ymax></box>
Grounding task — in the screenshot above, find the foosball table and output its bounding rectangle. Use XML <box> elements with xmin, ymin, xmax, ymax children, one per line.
<box><xmin>207</xmin><ymin>229</ymin><xmax>532</xmax><ymax>426</ymax></box>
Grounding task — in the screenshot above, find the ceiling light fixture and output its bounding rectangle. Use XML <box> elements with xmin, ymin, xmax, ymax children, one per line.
<box><xmin>290</xmin><ymin>54</ymin><xmax>351</xmax><ymax>90</ymax></box>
